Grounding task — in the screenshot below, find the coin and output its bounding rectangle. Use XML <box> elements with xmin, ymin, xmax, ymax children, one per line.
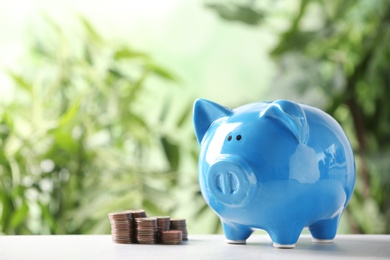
<box><xmin>135</xmin><ymin>217</ymin><xmax>157</xmax><ymax>244</ymax></box>
<box><xmin>153</xmin><ymin>216</ymin><xmax>170</xmax><ymax>242</ymax></box>
<box><xmin>108</xmin><ymin>210</ymin><xmax>188</xmax><ymax>244</ymax></box>
<box><xmin>161</xmin><ymin>230</ymin><xmax>182</xmax><ymax>245</ymax></box>
<box><xmin>124</xmin><ymin>210</ymin><xmax>148</xmax><ymax>242</ymax></box>
<box><xmin>170</xmin><ymin>219</ymin><xmax>188</xmax><ymax>241</ymax></box>
<box><xmin>155</xmin><ymin>216</ymin><xmax>170</xmax><ymax>229</ymax></box>
<box><xmin>108</xmin><ymin>211</ymin><xmax>134</xmax><ymax>244</ymax></box>
<box><xmin>126</xmin><ymin>209</ymin><xmax>147</xmax><ymax>218</ymax></box>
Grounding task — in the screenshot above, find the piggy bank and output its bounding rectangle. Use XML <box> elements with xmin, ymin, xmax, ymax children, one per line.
<box><xmin>193</xmin><ymin>99</ymin><xmax>355</xmax><ymax>248</ymax></box>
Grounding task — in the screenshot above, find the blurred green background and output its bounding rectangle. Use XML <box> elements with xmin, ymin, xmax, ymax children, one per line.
<box><xmin>0</xmin><ymin>0</ymin><xmax>389</xmax><ymax>235</ymax></box>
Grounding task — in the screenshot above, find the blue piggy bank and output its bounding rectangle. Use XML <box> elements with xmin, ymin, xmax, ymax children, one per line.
<box><xmin>193</xmin><ymin>99</ymin><xmax>355</xmax><ymax>248</ymax></box>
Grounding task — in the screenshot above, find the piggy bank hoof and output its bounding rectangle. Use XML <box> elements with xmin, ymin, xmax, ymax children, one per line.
<box><xmin>227</xmin><ymin>239</ymin><xmax>246</xmax><ymax>244</ymax></box>
<box><xmin>273</xmin><ymin>243</ymin><xmax>295</xmax><ymax>249</ymax></box>
<box><xmin>312</xmin><ymin>238</ymin><xmax>334</xmax><ymax>243</ymax></box>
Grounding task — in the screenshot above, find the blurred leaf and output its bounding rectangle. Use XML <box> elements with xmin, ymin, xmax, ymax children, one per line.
<box><xmin>6</xmin><ymin>70</ymin><xmax>32</xmax><ymax>94</ymax></box>
<box><xmin>190</xmin><ymin>146</ymin><xmax>199</xmax><ymax>163</ymax></box>
<box><xmin>38</xmin><ymin>202</ymin><xmax>57</xmax><ymax>233</ymax></box>
<box><xmin>108</xmin><ymin>68</ymin><xmax>126</xmax><ymax>79</ymax></box>
<box><xmin>10</xmin><ymin>202</ymin><xmax>29</xmax><ymax>228</ymax></box>
<box><xmin>176</xmin><ymin>102</ymin><xmax>192</xmax><ymax>128</ymax></box>
<box><xmin>59</xmin><ymin>97</ymin><xmax>81</xmax><ymax>127</ymax></box>
<box><xmin>206</xmin><ymin>3</ymin><xmax>265</xmax><ymax>25</ymax></box>
<box><xmin>0</xmin><ymin>192</ymin><xmax>12</xmax><ymax>232</ymax></box>
<box><xmin>42</xmin><ymin>13</ymin><xmax>63</xmax><ymax>35</ymax></box>
<box><xmin>114</xmin><ymin>47</ymin><xmax>149</xmax><ymax>60</ymax></box>
<box><xmin>158</xmin><ymin>98</ymin><xmax>171</xmax><ymax>123</ymax></box>
<box><xmin>161</xmin><ymin>136</ymin><xmax>180</xmax><ymax>172</ymax></box>
<box><xmin>127</xmin><ymin>112</ymin><xmax>148</xmax><ymax>129</ymax></box>
<box><xmin>53</xmin><ymin>130</ymin><xmax>78</xmax><ymax>154</ymax></box>
<box><xmin>32</xmin><ymin>40</ymin><xmax>51</xmax><ymax>58</ymax></box>
<box><xmin>79</xmin><ymin>16</ymin><xmax>102</xmax><ymax>43</ymax></box>
<box><xmin>146</xmin><ymin>63</ymin><xmax>178</xmax><ymax>82</ymax></box>
<box><xmin>84</xmin><ymin>46</ymin><xmax>93</xmax><ymax>65</ymax></box>
<box><xmin>125</xmin><ymin>70</ymin><xmax>149</xmax><ymax>103</ymax></box>
<box><xmin>270</xmin><ymin>31</ymin><xmax>316</xmax><ymax>57</ymax></box>
<box><xmin>270</xmin><ymin>0</ymin><xmax>311</xmax><ymax>56</ymax></box>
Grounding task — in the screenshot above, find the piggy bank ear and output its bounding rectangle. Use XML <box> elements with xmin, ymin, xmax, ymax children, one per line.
<box><xmin>260</xmin><ymin>100</ymin><xmax>309</xmax><ymax>144</ymax></box>
<box><xmin>193</xmin><ymin>99</ymin><xmax>232</xmax><ymax>145</ymax></box>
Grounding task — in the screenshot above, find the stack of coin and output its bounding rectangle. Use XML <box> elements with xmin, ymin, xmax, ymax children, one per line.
<box><xmin>170</xmin><ymin>219</ymin><xmax>188</xmax><ymax>240</ymax></box>
<box><xmin>128</xmin><ymin>209</ymin><xmax>147</xmax><ymax>219</ymax></box>
<box><xmin>108</xmin><ymin>212</ymin><xmax>133</xmax><ymax>244</ymax></box>
<box><xmin>108</xmin><ymin>209</ymin><xmax>189</xmax><ymax>245</ymax></box>
<box><xmin>155</xmin><ymin>216</ymin><xmax>170</xmax><ymax>242</ymax></box>
<box><xmin>135</xmin><ymin>217</ymin><xmax>158</xmax><ymax>244</ymax></box>
<box><xmin>123</xmin><ymin>209</ymin><xmax>147</xmax><ymax>242</ymax></box>
<box><xmin>161</xmin><ymin>230</ymin><xmax>182</xmax><ymax>245</ymax></box>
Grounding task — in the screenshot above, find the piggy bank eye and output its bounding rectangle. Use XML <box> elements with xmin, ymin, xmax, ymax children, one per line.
<box><xmin>227</xmin><ymin>134</ymin><xmax>242</xmax><ymax>141</ymax></box>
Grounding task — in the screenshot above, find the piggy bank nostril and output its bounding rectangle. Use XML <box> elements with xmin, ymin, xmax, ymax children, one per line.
<box><xmin>227</xmin><ymin>135</ymin><xmax>233</xmax><ymax>141</ymax></box>
<box><xmin>215</xmin><ymin>172</ymin><xmax>238</xmax><ymax>194</ymax></box>
<box><xmin>228</xmin><ymin>172</ymin><xmax>239</xmax><ymax>193</ymax></box>
<box><xmin>215</xmin><ymin>173</ymin><xmax>224</xmax><ymax>193</ymax></box>
<box><xmin>236</xmin><ymin>135</ymin><xmax>242</xmax><ymax>141</ymax></box>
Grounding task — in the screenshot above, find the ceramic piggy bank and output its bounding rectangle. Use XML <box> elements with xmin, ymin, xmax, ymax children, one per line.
<box><xmin>193</xmin><ymin>99</ymin><xmax>355</xmax><ymax>248</ymax></box>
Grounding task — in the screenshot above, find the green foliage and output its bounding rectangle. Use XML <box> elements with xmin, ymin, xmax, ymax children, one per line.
<box><xmin>0</xmin><ymin>17</ymin><xmax>185</xmax><ymax>234</ymax></box>
<box><xmin>206</xmin><ymin>2</ymin><xmax>266</xmax><ymax>25</ymax></box>
<box><xmin>206</xmin><ymin>0</ymin><xmax>390</xmax><ymax>233</ymax></box>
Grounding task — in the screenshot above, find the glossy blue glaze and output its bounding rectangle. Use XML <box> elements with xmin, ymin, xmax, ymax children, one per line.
<box><xmin>193</xmin><ymin>99</ymin><xmax>355</xmax><ymax>248</ymax></box>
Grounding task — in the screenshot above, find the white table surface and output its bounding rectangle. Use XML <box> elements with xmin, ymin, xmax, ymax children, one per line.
<box><xmin>0</xmin><ymin>234</ymin><xmax>389</xmax><ymax>260</ymax></box>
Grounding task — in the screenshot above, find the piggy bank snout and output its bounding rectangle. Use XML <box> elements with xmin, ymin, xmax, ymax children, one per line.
<box><xmin>206</xmin><ymin>156</ymin><xmax>257</xmax><ymax>207</ymax></box>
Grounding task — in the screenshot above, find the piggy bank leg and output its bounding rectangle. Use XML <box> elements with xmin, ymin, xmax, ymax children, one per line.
<box><xmin>222</xmin><ymin>222</ymin><xmax>253</xmax><ymax>244</ymax></box>
<box><xmin>267</xmin><ymin>225</ymin><xmax>303</xmax><ymax>249</ymax></box>
<box><xmin>308</xmin><ymin>215</ymin><xmax>340</xmax><ymax>243</ymax></box>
